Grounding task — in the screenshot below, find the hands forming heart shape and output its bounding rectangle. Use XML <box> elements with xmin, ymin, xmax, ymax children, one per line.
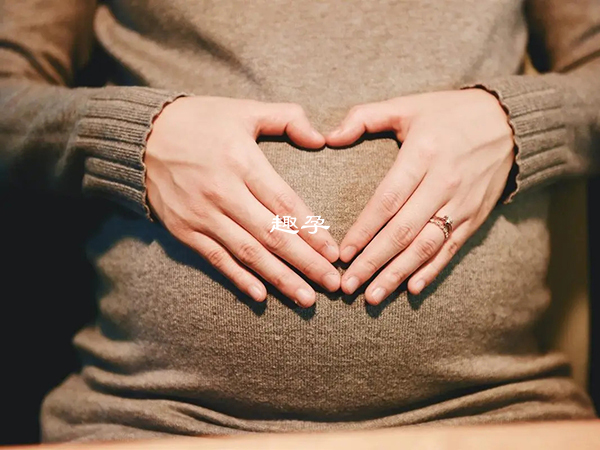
<box><xmin>145</xmin><ymin>89</ymin><xmax>515</xmax><ymax>308</ymax></box>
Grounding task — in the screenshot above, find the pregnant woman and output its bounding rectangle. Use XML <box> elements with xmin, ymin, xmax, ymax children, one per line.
<box><xmin>1</xmin><ymin>0</ymin><xmax>599</xmax><ymax>442</ymax></box>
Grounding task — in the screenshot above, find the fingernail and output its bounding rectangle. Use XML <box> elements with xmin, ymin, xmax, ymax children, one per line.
<box><xmin>340</xmin><ymin>245</ymin><xmax>357</xmax><ymax>262</ymax></box>
<box><xmin>249</xmin><ymin>285</ymin><xmax>264</xmax><ymax>302</ymax></box>
<box><xmin>344</xmin><ymin>276</ymin><xmax>360</xmax><ymax>294</ymax></box>
<box><xmin>322</xmin><ymin>272</ymin><xmax>341</xmax><ymax>292</ymax></box>
<box><xmin>295</xmin><ymin>288</ymin><xmax>315</xmax><ymax>307</ymax></box>
<box><xmin>324</xmin><ymin>241</ymin><xmax>339</xmax><ymax>262</ymax></box>
<box><xmin>413</xmin><ymin>279</ymin><xmax>425</xmax><ymax>294</ymax></box>
<box><xmin>371</xmin><ymin>287</ymin><xmax>386</xmax><ymax>304</ymax></box>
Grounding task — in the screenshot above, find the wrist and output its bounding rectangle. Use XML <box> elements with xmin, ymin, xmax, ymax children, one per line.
<box><xmin>143</xmin><ymin>95</ymin><xmax>190</xmax><ymax>221</ymax></box>
<box><xmin>464</xmin><ymin>86</ymin><xmax>518</xmax><ymax>205</ymax></box>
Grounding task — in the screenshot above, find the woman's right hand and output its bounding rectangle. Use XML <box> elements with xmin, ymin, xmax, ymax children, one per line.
<box><xmin>144</xmin><ymin>96</ymin><xmax>340</xmax><ymax>307</ymax></box>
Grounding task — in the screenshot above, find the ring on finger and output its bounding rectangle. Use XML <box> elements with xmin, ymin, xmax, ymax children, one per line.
<box><xmin>428</xmin><ymin>215</ymin><xmax>453</xmax><ymax>241</ymax></box>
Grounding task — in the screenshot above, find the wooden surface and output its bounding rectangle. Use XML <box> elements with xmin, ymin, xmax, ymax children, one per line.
<box><xmin>6</xmin><ymin>421</ymin><xmax>600</xmax><ymax>449</ymax></box>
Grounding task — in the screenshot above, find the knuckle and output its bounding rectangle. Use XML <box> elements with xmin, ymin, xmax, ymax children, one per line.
<box><xmin>188</xmin><ymin>201</ymin><xmax>211</xmax><ymax>224</ymax></box>
<box><xmin>226</xmin><ymin>154</ymin><xmax>249</xmax><ymax>174</ymax></box>
<box><xmin>300</xmin><ymin>258</ymin><xmax>318</xmax><ymax>277</ymax></box>
<box><xmin>416</xmin><ymin>237</ymin><xmax>439</xmax><ymax>260</ymax></box>
<box><xmin>441</xmin><ymin>173</ymin><xmax>461</xmax><ymax>192</ymax></box>
<box><xmin>399</xmin><ymin>165</ymin><xmax>421</xmax><ymax>188</ymax></box>
<box><xmin>354</xmin><ymin>225</ymin><xmax>374</xmax><ymax>245</ymax></box>
<box><xmin>390</xmin><ymin>111</ymin><xmax>404</xmax><ymax>131</ymax></box>
<box><xmin>389</xmin><ymin>223</ymin><xmax>415</xmax><ymax>250</ymax></box>
<box><xmin>270</xmin><ymin>271</ymin><xmax>293</xmax><ymax>290</ymax></box>
<box><xmin>203</xmin><ymin>185</ymin><xmax>225</xmax><ymax>203</ymax></box>
<box><xmin>204</xmin><ymin>248</ymin><xmax>228</xmax><ymax>269</ymax></box>
<box><xmin>380</xmin><ymin>190</ymin><xmax>403</xmax><ymax>215</ymax></box>
<box><xmin>272</xmin><ymin>191</ymin><xmax>296</xmax><ymax>215</ymax></box>
<box><xmin>360</xmin><ymin>257</ymin><xmax>380</xmax><ymax>275</ymax></box>
<box><xmin>237</xmin><ymin>242</ymin><xmax>262</xmax><ymax>266</ymax></box>
<box><xmin>318</xmin><ymin>239</ymin><xmax>337</xmax><ymax>260</ymax></box>
<box><xmin>347</xmin><ymin>105</ymin><xmax>363</xmax><ymax>121</ymax></box>
<box><xmin>416</xmin><ymin>134</ymin><xmax>440</xmax><ymax>161</ymax></box>
<box><xmin>264</xmin><ymin>227</ymin><xmax>290</xmax><ymax>252</ymax></box>
<box><xmin>446</xmin><ymin>239</ymin><xmax>461</xmax><ymax>258</ymax></box>
<box><xmin>386</xmin><ymin>267</ymin><xmax>406</xmax><ymax>286</ymax></box>
<box><xmin>190</xmin><ymin>217</ymin><xmax>213</xmax><ymax>236</ymax></box>
<box><xmin>164</xmin><ymin>209</ymin><xmax>202</xmax><ymax>237</ymax></box>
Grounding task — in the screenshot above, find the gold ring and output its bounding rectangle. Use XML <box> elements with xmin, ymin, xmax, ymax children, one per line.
<box><xmin>428</xmin><ymin>215</ymin><xmax>453</xmax><ymax>241</ymax></box>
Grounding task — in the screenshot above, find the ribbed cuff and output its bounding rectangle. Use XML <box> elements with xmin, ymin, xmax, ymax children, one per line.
<box><xmin>75</xmin><ymin>86</ymin><xmax>187</xmax><ymax>218</ymax></box>
<box><xmin>463</xmin><ymin>76</ymin><xmax>570</xmax><ymax>203</ymax></box>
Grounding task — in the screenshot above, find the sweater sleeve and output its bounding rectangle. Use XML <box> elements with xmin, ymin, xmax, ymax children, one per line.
<box><xmin>463</xmin><ymin>0</ymin><xmax>600</xmax><ymax>203</ymax></box>
<box><xmin>0</xmin><ymin>0</ymin><xmax>185</xmax><ymax>218</ymax></box>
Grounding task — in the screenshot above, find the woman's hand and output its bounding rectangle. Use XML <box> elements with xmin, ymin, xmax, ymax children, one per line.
<box><xmin>326</xmin><ymin>89</ymin><xmax>515</xmax><ymax>304</ymax></box>
<box><xmin>145</xmin><ymin>96</ymin><xmax>340</xmax><ymax>307</ymax></box>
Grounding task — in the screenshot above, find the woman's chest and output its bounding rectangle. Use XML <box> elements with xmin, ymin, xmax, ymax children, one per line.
<box><xmin>98</xmin><ymin>0</ymin><xmax>528</xmax><ymax>105</ymax></box>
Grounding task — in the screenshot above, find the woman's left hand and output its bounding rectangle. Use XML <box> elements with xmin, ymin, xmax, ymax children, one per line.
<box><xmin>326</xmin><ymin>89</ymin><xmax>515</xmax><ymax>304</ymax></box>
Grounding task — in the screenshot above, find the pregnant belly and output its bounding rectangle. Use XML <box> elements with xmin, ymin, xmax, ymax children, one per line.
<box><xmin>79</xmin><ymin>137</ymin><xmax>555</xmax><ymax>421</ymax></box>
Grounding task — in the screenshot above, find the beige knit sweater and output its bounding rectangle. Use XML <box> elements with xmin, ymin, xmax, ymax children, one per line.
<box><xmin>1</xmin><ymin>0</ymin><xmax>600</xmax><ymax>443</ymax></box>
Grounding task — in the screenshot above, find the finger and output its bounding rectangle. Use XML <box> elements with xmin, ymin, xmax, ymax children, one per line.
<box><xmin>181</xmin><ymin>232</ymin><xmax>267</xmax><ymax>302</ymax></box>
<box><xmin>253</xmin><ymin>102</ymin><xmax>325</xmax><ymax>148</ymax></box>
<box><xmin>341</xmin><ymin>176</ymin><xmax>450</xmax><ymax>295</ymax></box>
<box><xmin>364</xmin><ymin>221</ymin><xmax>447</xmax><ymax>305</ymax></box>
<box><xmin>326</xmin><ymin>100</ymin><xmax>408</xmax><ymax>147</ymax></box>
<box><xmin>220</xmin><ymin>185</ymin><xmax>340</xmax><ymax>292</ymax></box>
<box><xmin>206</xmin><ymin>214</ymin><xmax>317</xmax><ymax>307</ymax></box>
<box><xmin>408</xmin><ymin>223</ymin><xmax>472</xmax><ymax>295</ymax></box>
<box><xmin>245</xmin><ymin>141</ymin><xmax>339</xmax><ymax>263</ymax></box>
<box><xmin>339</xmin><ymin>147</ymin><xmax>426</xmax><ymax>262</ymax></box>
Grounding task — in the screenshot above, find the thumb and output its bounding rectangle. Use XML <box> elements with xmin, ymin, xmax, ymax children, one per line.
<box><xmin>326</xmin><ymin>100</ymin><xmax>408</xmax><ymax>147</ymax></box>
<box><xmin>253</xmin><ymin>102</ymin><xmax>325</xmax><ymax>149</ymax></box>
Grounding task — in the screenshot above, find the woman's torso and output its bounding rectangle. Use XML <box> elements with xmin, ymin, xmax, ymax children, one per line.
<box><xmin>42</xmin><ymin>0</ymin><xmax>595</xmax><ymax>441</ymax></box>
